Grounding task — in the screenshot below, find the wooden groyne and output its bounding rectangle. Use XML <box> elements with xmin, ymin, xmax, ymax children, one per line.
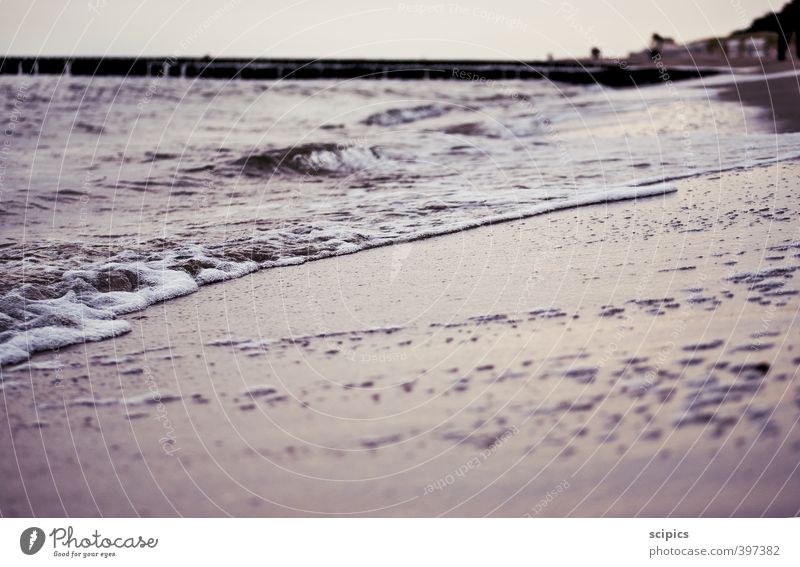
<box><xmin>0</xmin><ymin>56</ymin><xmax>720</xmax><ymax>87</ymax></box>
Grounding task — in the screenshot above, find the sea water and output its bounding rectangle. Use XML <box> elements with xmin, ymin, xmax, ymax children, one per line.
<box><xmin>1</xmin><ymin>72</ymin><xmax>799</xmax><ymax>365</ymax></box>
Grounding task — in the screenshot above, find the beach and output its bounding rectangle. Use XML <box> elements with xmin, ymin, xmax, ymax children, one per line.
<box><xmin>1</xmin><ymin>61</ymin><xmax>799</xmax><ymax>517</ymax></box>
<box><xmin>2</xmin><ymin>146</ymin><xmax>799</xmax><ymax>516</ymax></box>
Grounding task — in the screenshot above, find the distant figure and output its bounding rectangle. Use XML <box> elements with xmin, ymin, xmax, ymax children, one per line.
<box><xmin>590</xmin><ymin>47</ymin><xmax>601</xmax><ymax>61</ymax></box>
<box><xmin>649</xmin><ymin>33</ymin><xmax>676</xmax><ymax>59</ymax></box>
<box><xmin>650</xmin><ymin>33</ymin><xmax>665</xmax><ymax>58</ymax></box>
<box><xmin>747</xmin><ymin>0</ymin><xmax>800</xmax><ymax>60</ymax></box>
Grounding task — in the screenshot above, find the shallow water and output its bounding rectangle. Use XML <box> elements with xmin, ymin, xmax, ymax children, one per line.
<box><xmin>1</xmin><ymin>73</ymin><xmax>799</xmax><ymax>365</ymax></box>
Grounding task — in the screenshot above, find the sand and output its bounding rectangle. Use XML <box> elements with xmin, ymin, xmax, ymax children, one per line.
<box><xmin>2</xmin><ymin>147</ymin><xmax>799</xmax><ymax>517</ymax></box>
<box><xmin>718</xmin><ymin>72</ymin><xmax>800</xmax><ymax>133</ymax></box>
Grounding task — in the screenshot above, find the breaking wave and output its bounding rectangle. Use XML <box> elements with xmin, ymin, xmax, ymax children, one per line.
<box><xmin>0</xmin><ymin>183</ymin><xmax>677</xmax><ymax>366</ymax></box>
<box><xmin>3</xmin><ymin>73</ymin><xmax>800</xmax><ymax>366</ymax></box>
<box><xmin>232</xmin><ymin>143</ymin><xmax>383</xmax><ymax>176</ymax></box>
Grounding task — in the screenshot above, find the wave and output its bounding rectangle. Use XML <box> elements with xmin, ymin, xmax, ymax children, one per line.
<box><xmin>442</xmin><ymin>116</ymin><xmax>550</xmax><ymax>139</ymax></box>
<box><xmin>0</xmin><ymin>182</ymin><xmax>677</xmax><ymax>367</ymax></box>
<box><xmin>363</xmin><ymin>103</ymin><xmax>452</xmax><ymax>126</ymax></box>
<box><xmin>9</xmin><ymin>146</ymin><xmax>800</xmax><ymax>368</ymax></box>
<box><xmin>4</xmin><ymin>74</ymin><xmax>800</xmax><ymax>368</ymax></box>
<box><xmin>0</xmin><ymin>254</ymin><xmax>258</xmax><ymax>367</ymax></box>
<box><xmin>231</xmin><ymin>143</ymin><xmax>382</xmax><ymax>176</ymax></box>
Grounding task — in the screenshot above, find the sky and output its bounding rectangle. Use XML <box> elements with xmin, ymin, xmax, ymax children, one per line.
<box><xmin>0</xmin><ymin>0</ymin><xmax>784</xmax><ymax>60</ymax></box>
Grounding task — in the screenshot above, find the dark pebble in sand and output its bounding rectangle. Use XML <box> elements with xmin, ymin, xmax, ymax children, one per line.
<box><xmin>711</xmin><ymin>415</ymin><xmax>738</xmax><ymax>437</ymax></box>
<box><xmin>728</xmin><ymin>362</ymin><xmax>770</xmax><ymax>379</ymax></box>
<box><xmin>361</xmin><ymin>434</ymin><xmax>402</xmax><ymax>449</ymax></box>
<box><xmin>599</xmin><ymin>307</ymin><xmax>625</xmax><ymax>317</ymax></box>
<box><xmin>559</xmin><ymin>399</ymin><xmax>594</xmax><ymax>412</ymax></box>
<box><xmin>642</xmin><ymin>429</ymin><xmax>661</xmax><ymax>440</ymax></box>
<box><xmin>747</xmin><ymin>406</ymin><xmax>773</xmax><ymax>421</ymax></box>
<box><xmin>731</xmin><ymin>343</ymin><xmax>774</xmax><ymax>353</ymax></box>
<box><xmin>243</xmin><ymin>385</ymin><xmax>278</xmax><ymax>397</ymax></box>
<box><xmin>656</xmin><ymin>387</ymin><xmax>677</xmax><ymax>403</ymax></box>
<box><xmin>751</xmin><ymin>330</ymin><xmax>780</xmax><ymax>339</ymax></box>
<box><xmin>119</xmin><ymin>367</ymin><xmax>144</xmax><ymax>376</ymax></box>
<box><xmin>598</xmin><ymin>432</ymin><xmax>617</xmax><ymax>443</ymax></box>
<box><xmin>629</xmin><ymin>298</ymin><xmax>674</xmax><ymax>308</ymax></box>
<box><xmin>682</xmin><ymin>339</ymin><xmax>724</xmax><ymax>352</ymax></box>
<box><xmin>674</xmin><ymin>412</ymin><xmax>714</xmax><ymax>426</ymax></box>
<box><xmin>563</xmin><ymin>367</ymin><xmax>597</xmax><ymax>383</ymax></box>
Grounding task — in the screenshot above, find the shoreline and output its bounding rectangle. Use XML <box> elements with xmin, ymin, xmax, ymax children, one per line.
<box><xmin>2</xmin><ymin>157</ymin><xmax>799</xmax><ymax>517</ymax></box>
<box><xmin>3</xmin><ymin>68</ymin><xmax>799</xmax><ymax>370</ymax></box>
<box><xmin>0</xmin><ymin>182</ymin><xmax>678</xmax><ymax>368</ymax></box>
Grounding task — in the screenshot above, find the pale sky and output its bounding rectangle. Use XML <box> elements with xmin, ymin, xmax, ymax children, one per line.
<box><xmin>0</xmin><ymin>0</ymin><xmax>784</xmax><ymax>60</ymax></box>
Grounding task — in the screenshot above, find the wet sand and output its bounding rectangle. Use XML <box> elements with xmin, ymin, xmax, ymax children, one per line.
<box><xmin>717</xmin><ymin>72</ymin><xmax>800</xmax><ymax>133</ymax></box>
<box><xmin>615</xmin><ymin>52</ymin><xmax>800</xmax><ymax>132</ymax></box>
<box><xmin>2</xmin><ymin>154</ymin><xmax>799</xmax><ymax>517</ymax></box>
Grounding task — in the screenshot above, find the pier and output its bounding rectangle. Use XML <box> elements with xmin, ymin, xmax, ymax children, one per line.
<box><xmin>0</xmin><ymin>56</ymin><xmax>720</xmax><ymax>86</ymax></box>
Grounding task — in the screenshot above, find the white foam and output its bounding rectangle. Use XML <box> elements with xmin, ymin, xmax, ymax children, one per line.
<box><xmin>242</xmin><ymin>385</ymin><xmax>278</xmax><ymax>397</ymax></box>
<box><xmin>196</xmin><ymin>260</ymin><xmax>259</xmax><ymax>285</ymax></box>
<box><xmin>66</xmin><ymin>262</ymin><xmax>199</xmax><ymax>314</ymax></box>
<box><xmin>301</xmin><ymin>146</ymin><xmax>383</xmax><ymax>174</ymax></box>
<box><xmin>0</xmin><ymin>292</ymin><xmax>132</xmax><ymax>367</ymax></box>
<box><xmin>0</xmin><ymin>260</ymin><xmax>204</xmax><ymax>366</ymax></box>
